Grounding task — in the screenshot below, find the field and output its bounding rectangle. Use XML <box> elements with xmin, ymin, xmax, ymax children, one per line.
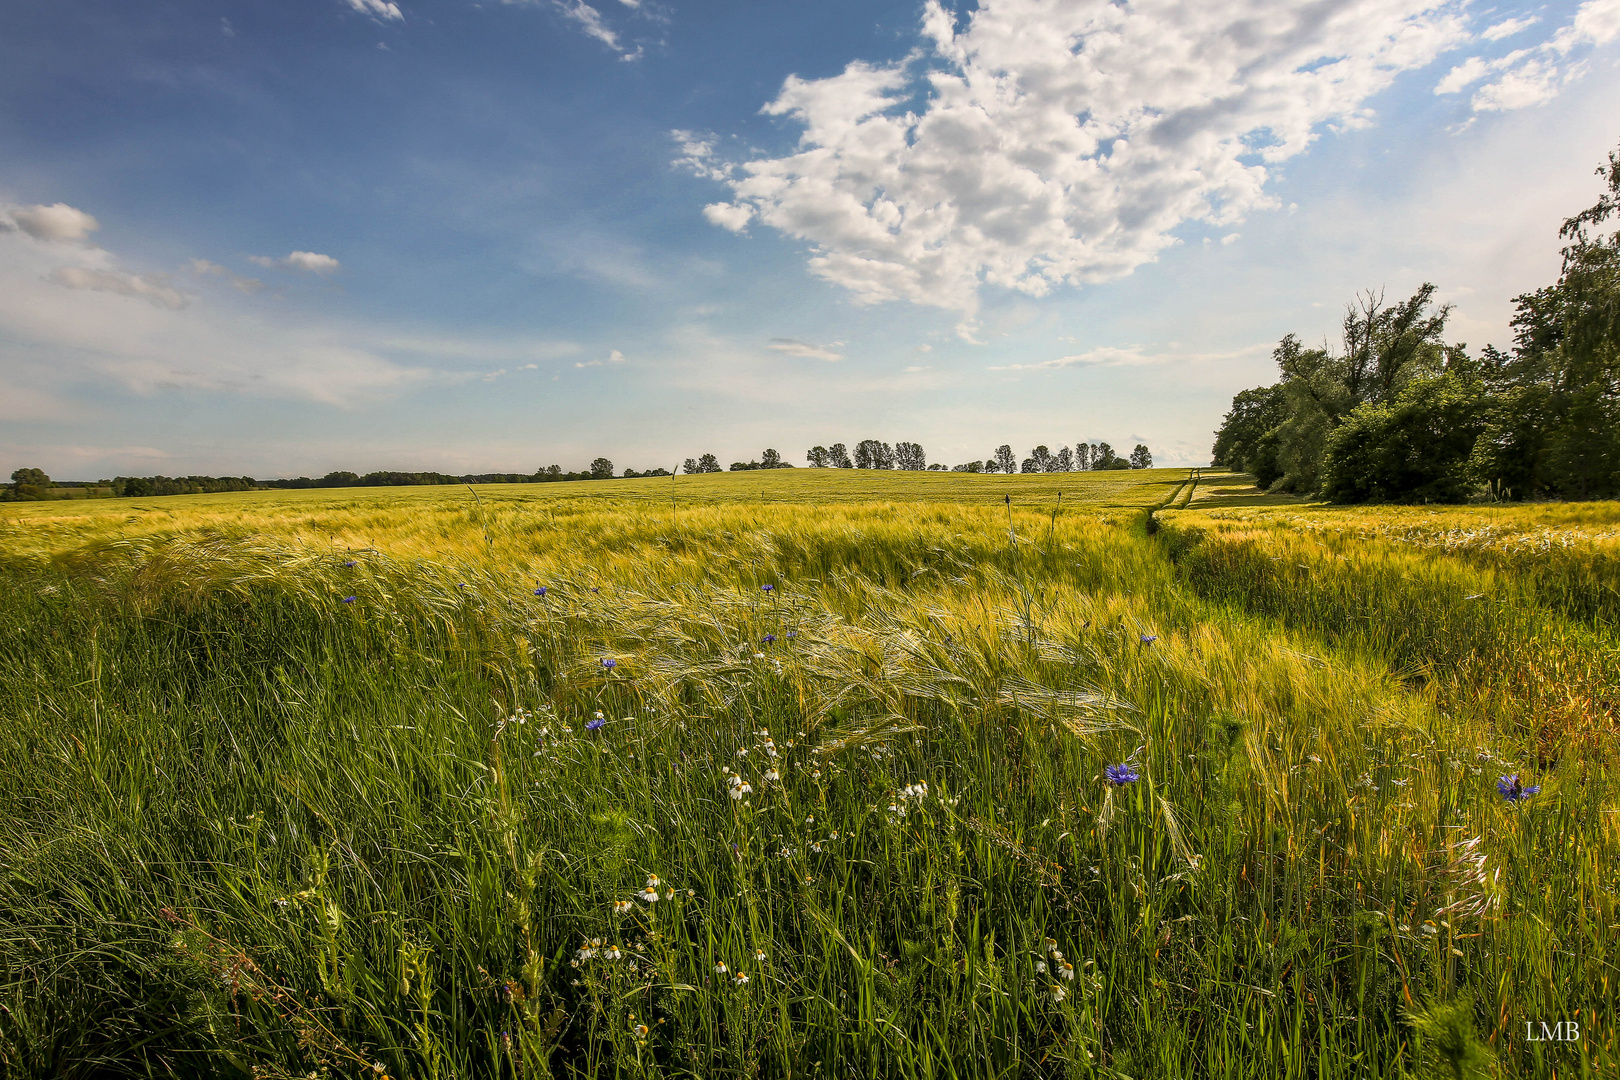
<box><xmin>0</xmin><ymin>469</ymin><xmax>1615</xmax><ymax>1078</ymax></box>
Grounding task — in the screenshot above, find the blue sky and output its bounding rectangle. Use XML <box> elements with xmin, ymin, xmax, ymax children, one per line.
<box><xmin>2</xmin><ymin>0</ymin><xmax>1618</xmax><ymax>479</ymax></box>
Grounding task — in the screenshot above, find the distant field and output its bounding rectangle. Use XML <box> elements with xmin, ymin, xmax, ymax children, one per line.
<box><xmin>1</xmin><ymin>470</ymin><xmax>1614</xmax><ymax>1077</ymax></box>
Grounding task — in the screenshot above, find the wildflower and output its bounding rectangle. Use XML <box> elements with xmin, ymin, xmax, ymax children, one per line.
<box><xmin>714</xmin><ymin>961</ymin><xmax>728</xmax><ymax>974</ymax></box>
<box><xmin>687</xmin><ymin>889</ymin><xmax>695</xmax><ymax>897</ymax></box>
<box><xmin>605</xmin><ymin>945</ymin><xmax>622</xmax><ymax>960</ymax></box>
<box><xmin>591</xmin><ymin>587</ymin><xmax>600</xmax><ymax>593</ymax></box>
<box><xmin>1497</xmin><ymin>774</ymin><xmax>1541</xmax><ymax>802</ymax></box>
<box><xmin>736</xmin><ymin>748</ymin><xmax>749</xmax><ymax>757</ymax></box>
<box><xmin>1036</xmin><ymin>960</ymin><xmax>1047</xmax><ymax>974</ymax></box>
<box><xmin>763</xmin><ymin>634</ymin><xmax>777</xmax><ymax>644</ymax></box>
<box><xmin>1139</xmin><ymin>634</ymin><xmax>1157</xmax><ymax>645</ymax></box>
<box><xmin>765</xmin><ymin>769</ymin><xmax>781</xmax><ymax>782</ymax></box>
<box><xmin>645</xmin><ymin>874</ymin><xmax>661</xmax><ymax>888</ymax></box>
<box><xmin>734</xmin><ymin>973</ymin><xmax>749</xmax><ymax>984</ymax></box>
<box><xmin>1105</xmin><ymin>764</ymin><xmax>1141</xmax><ymax>786</ymax></box>
<box><xmin>761</xmin><ymin>583</ymin><xmax>774</xmax><ymax>592</ymax></box>
<box><xmin>586</xmin><ymin>716</ymin><xmax>606</xmax><ymax>732</ymax></box>
<box><xmin>810</xmin><ymin>769</ymin><xmax>822</xmax><ymax>780</ymax></box>
<box><xmin>1058</xmin><ymin>960</ymin><xmax>1075</xmax><ymax>981</ymax></box>
<box><xmin>753</xmin><ymin>652</ymin><xmax>765</xmax><ymax>660</ymax></box>
<box><xmin>534</xmin><ymin>586</ymin><xmax>547</xmax><ymax>596</ymax></box>
<box><xmin>612</xmin><ymin>900</ymin><xmax>633</xmax><ymax>915</ymax></box>
<box><xmin>755</xmin><ymin>948</ymin><xmax>767</xmax><ymax>961</ymax></box>
<box><xmin>344</xmin><ymin>560</ymin><xmax>357</xmax><ymax>568</ymax></box>
<box><xmin>634</xmin><ymin>1024</ymin><xmax>649</xmax><ymax>1039</ymax></box>
<box><xmin>1051</xmin><ymin>985</ymin><xmax>1067</xmax><ymax>1002</ymax></box>
<box><xmin>730</xmin><ymin>782</ymin><xmax>752</xmax><ymax>800</ymax></box>
<box><xmin>342</xmin><ymin>596</ymin><xmax>356</xmax><ymax>604</ymax></box>
<box><xmin>785</xmin><ymin>630</ymin><xmax>797</xmax><ymax>639</ymax></box>
<box><xmin>810</xmin><ymin>842</ymin><xmax>822</xmax><ymax>853</ymax></box>
<box><xmin>805</xmin><ymin>816</ymin><xmax>814</xmax><ymax>824</ymax></box>
<box><xmin>600</xmin><ymin>658</ymin><xmax>617</xmax><ymax>670</ymax></box>
<box><xmin>1044</xmin><ymin>937</ymin><xmax>1058</xmax><ymax>952</ymax></box>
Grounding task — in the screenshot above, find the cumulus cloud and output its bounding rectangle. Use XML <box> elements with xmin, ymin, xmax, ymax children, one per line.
<box><xmin>345</xmin><ymin>0</ymin><xmax>403</xmax><ymax>21</ymax></box>
<box><xmin>250</xmin><ymin>250</ymin><xmax>342</xmax><ymax>274</ymax></box>
<box><xmin>766</xmin><ymin>337</ymin><xmax>844</xmax><ymax>362</ymax></box>
<box><xmin>1437</xmin><ymin>0</ymin><xmax>1620</xmax><ymax>112</ymax></box>
<box><xmin>48</xmin><ymin>266</ymin><xmax>188</xmax><ymax>309</ymax></box>
<box><xmin>6</xmin><ymin>203</ymin><xmax>100</xmax><ymax>242</ymax></box>
<box><xmin>686</xmin><ymin>0</ymin><xmax>1473</xmax><ymax>324</ymax></box>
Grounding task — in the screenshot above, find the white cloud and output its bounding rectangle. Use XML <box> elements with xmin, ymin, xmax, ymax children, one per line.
<box><xmin>766</xmin><ymin>337</ymin><xmax>844</xmax><ymax>362</ymax></box>
<box><xmin>345</xmin><ymin>0</ymin><xmax>404</xmax><ymax>21</ymax></box>
<box><xmin>250</xmin><ymin>250</ymin><xmax>342</xmax><ymax>274</ymax></box>
<box><xmin>690</xmin><ymin>0</ymin><xmax>1473</xmax><ymax>324</ymax></box>
<box><xmin>48</xmin><ymin>266</ymin><xmax>189</xmax><ymax>310</ymax></box>
<box><xmin>672</xmin><ymin>131</ymin><xmax>733</xmax><ymax>182</ymax></box>
<box><xmin>1438</xmin><ymin>0</ymin><xmax>1620</xmax><ymax>112</ymax></box>
<box><xmin>1481</xmin><ymin>16</ymin><xmax>1538</xmax><ymax>41</ymax></box>
<box><xmin>703</xmin><ymin>202</ymin><xmax>754</xmax><ymax>231</ymax></box>
<box><xmin>575</xmin><ymin>348</ymin><xmax>629</xmax><ymax>368</ymax></box>
<box><xmin>553</xmin><ymin>0</ymin><xmax>620</xmax><ymax>49</ymax></box>
<box><xmin>6</xmin><ymin>203</ymin><xmax>100</xmax><ymax>242</ymax></box>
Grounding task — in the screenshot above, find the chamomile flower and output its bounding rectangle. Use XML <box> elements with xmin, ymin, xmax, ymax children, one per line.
<box><xmin>612</xmin><ymin>900</ymin><xmax>633</xmax><ymax>915</ymax></box>
<box><xmin>714</xmin><ymin>961</ymin><xmax>728</xmax><ymax>974</ymax></box>
<box><xmin>1058</xmin><ymin>960</ymin><xmax>1075</xmax><ymax>981</ymax></box>
<box><xmin>734</xmin><ymin>973</ymin><xmax>749</xmax><ymax>985</ymax></box>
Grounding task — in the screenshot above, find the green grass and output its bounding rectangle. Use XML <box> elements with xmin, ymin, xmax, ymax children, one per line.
<box><xmin>0</xmin><ymin>473</ymin><xmax>1614</xmax><ymax>1078</ymax></box>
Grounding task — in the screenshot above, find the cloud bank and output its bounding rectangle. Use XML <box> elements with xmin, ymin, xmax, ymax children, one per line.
<box><xmin>688</xmin><ymin>0</ymin><xmax>1484</xmax><ymax>324</ymax></box>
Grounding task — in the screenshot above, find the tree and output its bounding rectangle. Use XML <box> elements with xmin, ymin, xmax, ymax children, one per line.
<box><xmin>1055</xmin><ymin>446</ymin><xmax>1074</xmax><ymax>472</ymax></box>
<box><xmin>698</xmin><ymin>454</ymin><xmax>722</xmax><ymax>473</ymax></box>
<box><xmin>1089</xmin><ymin>442</ymin><xmax>1117</xmax><ymax>470</ymax></box>
<box><xmin>1073</xmin><ymin>443</ymin><xmax>1090</xmax><ymax>471</ymax></box>
<box><xmin>894</xmin><ymin>441</ymin><xmax>927</xmax><ymax>470</ymax></box>
<box><xmin>854</xmin><ymin>440</ymin><xmax>895</xmax><ymax>469</ymax></box>
<box><xmin>928</xmin><ymin>463</ymin><xmax>947</xmax><ymax>471</ymax></box>
<box><xmin>8</xmin><ymin>467</ymin><xmax>49</xmax><ymax>500</ymax></box>
<box><xmin>1021</xmin><ymin>445</ymin><xmax>1052</xmax><ymax>473</ymax></box>
<box><xmin>1211</xmin><ymin>384</ymin><xmax>1287</xmax><ymax>484</ymax></box>
<box><xmin>760</xmin><ymin>448</ymin><xmax>783</xmax><ymax>469</ymax></box>
<box><xmin>994</xmin><ymin>445</ymin><xmax>1016</xmax><ymax>474</ymax></box>
<box><xmin>829</xmin><ymin>443</ymin><xmax>854</xmax><ymax>468</ymax></box>
<box><xmin>1129</xmin><ymin>444</ymin><xmax>1152</xmax><ymax>469</ymax></box>
<box><xmin>1320</xmin><ymin>374</ymin><xmax>1486</xmax><ymax>503</ymax></box>
<box><xmin>951</xmin><ymin>461</ymin><xmax>983</xmax><ymax>472</ymax></box>
<box><xmin>538</xmin><ymin>464</ymin><xmax>563</xmax><ymax>478</ymax></box>
<box><xmin>683</xmin><ymin>458</ymin><xmax>699</xmax><ymax>474</ymax></box>
<box><xmin>806</xmin><ymin>446</ymin><xmax>830</xmax><ymax>468</ymax></box>
<box><xmin>589</xmin><ymin>458</ymin><xmax>615</xmax><ymax>480</ymax></box>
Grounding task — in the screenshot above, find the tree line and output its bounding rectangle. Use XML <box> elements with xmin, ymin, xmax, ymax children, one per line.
<box><xmin>1213</xmin><ymin>140</ymin><xmax>1620</xmax><ymax>503</ymax></box>
<box><xmin>804</xmin><ymin>440</ymin><xmax>1151</xmax><ymax>472</ymax></box>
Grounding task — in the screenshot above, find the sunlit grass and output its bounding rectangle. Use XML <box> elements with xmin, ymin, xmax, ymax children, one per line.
<box><xmin>1</xmin><ymin>473</ymin><xmax>1613</xmax><ymax>1077</ymax></box>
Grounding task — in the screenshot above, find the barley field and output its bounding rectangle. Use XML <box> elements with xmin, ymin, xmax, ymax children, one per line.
<box><xmin>0</xmin><ymin>469</ymin><xmax>1614</xmax><ymax>1079</ymax></box>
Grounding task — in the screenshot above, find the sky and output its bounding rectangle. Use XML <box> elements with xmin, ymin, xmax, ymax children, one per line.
<box><xmin>2</xmin><ymin>0</ymin><xmax>1618</xmax><ymax>480</ymax></box>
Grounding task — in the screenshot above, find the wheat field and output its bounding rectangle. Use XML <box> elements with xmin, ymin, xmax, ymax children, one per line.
<box><xmin>0</xmin><ymin>470</ymin><xmax>1613</xmax><ymax>1078</ymax></box>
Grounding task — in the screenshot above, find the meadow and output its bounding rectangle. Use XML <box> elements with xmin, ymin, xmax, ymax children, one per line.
<box><xmin>0</xmin><ymin>469</ymin><xmax>1614</xmax><ymax>1078</ymax></box>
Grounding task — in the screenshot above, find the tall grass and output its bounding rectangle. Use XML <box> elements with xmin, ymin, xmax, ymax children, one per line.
<box><xmin>0</xmin><ymin>485</ymin><xmax>1612</xmax><ymax>1077</ymax></box>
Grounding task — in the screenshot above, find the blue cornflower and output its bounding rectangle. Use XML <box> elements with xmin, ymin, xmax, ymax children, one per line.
<box><xmin>761</xmin><ymin>583</ymin><xmax>774</xmax><ymax>593</ymax></box>
<box><xmin>341</xmin><ymin>596</ymin><xmax>356</xmax><ymax>604</ymax></box>
<box><xmin>586</xmin><ymin>716</ymin><xmax>606</xmax><ymax>732</ymax></box>
<box><xmin>1497</xmin><ymin>774</ymin><xmax>1540</xmax><ymax>803</ymax></box>
<box><xmin>343</xmin><ymin>560</ymin><xmax>357</xmax><ymax>568</ymax></box>
<box><xmin>785</xmin><ymin>630</ymin><xmax>797</xmax><ymax>639</ymax></box>
<box><xmin>1139</xmin><ymin>634</ymin><xmax>1157</xmax><ymax>645</ymax></box>
<box><xmin>600</xmin><ymin>658</ymin><xmax>617</xmax><ymax>670</ymax></box>
<box><xmin>762</xmin><ymin>634</ymin><xmax>777</xmax><ymax>644</ymax></box>
<box><xmin>1105</xmin><ymin>764</ymin><xmax>1140</xmax><ymax>786</ymax></box>
<box><xmin>591</xmin><ymin>587</ymin><xmax>600</xmax><ymax>593</ymax></box>
<box><xmin>534</xmin><ymin>586</ymin><xmax>547</xmax><ymax>596</ymax></box>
